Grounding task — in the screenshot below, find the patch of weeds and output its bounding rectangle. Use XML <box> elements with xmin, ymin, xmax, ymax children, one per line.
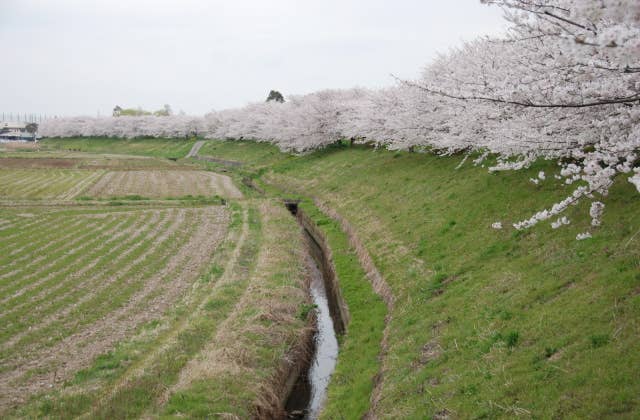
<box><xmin>590</xmin><ymin>334</ymin><xmax>609</xmax><ymax>348</ymax></box>
<box><xmin>142</xmin><ymin>319</ymin><xmax>161</xmax><ymax>330</ymax></box>
<box><xmin>498</xmin><ymin>310</ymin><xmax>513</xmax><ymax>321</ymax></box>
<box><xmin>166</xmin><ymin>194</ymin><xmax>225</xmax><ymax>205</ymax></box>
<box><xmin>422</xmin><ymin>272</ymin><xmax>452</xmax><ymax>298</ymax></box>
<box><xmin>459</xmin><ymin>383</ymin><xmax>479</xmax><ymax>396</ymax></box>
<box><xmin>417</xmin><ymin>236</ymin><xmax>428</xmax><ymax>257</ymax></box>
<box><xmin>210</xmin><ymin>264</ymin><xmax>224</xmax><ymax>276</ymax></box>
<box><xmin>482</xmin><ymin>331</ymin><xmax>520</xmax><ymax>353</ymax></box>
<box><xmin>204</xmin><ymin>298</ymin><xmax>226</xmax><ymax>311</ymax></box>
<box><xmin>73</xmin><ymin>350</ymin><xmax>131</xmax><ymax>384</ymax></box>
<box><xmin>299</xmin><ymin>303</ymin><xmax>317</xmax><ymax>320</ymax></box>
<box><xmin>105</xmin><ymin>194</ymin><xmax>150</xmax><ymax>201</ymax></box>
<box><xmin>506</xmin><ymin>331</ymin><xmax>520</xmax><ymax>348</ymax></box>
<box><xmin>438</xmin><ymin>219</ymin><xmax>457</xmax><ymax>235</ymax></box>
<box><xmin>122</xmin><ymin>194</ymin><xmax>149</xmax><ymax>201</ymax></box>
<box><xmin>544</xmin><ymin>347</ymin><xmax>558</xmax><ymax>358</ymax></box>
<box><xmin>480</xmin><ymin>242</ymin><xmax>510</xmax><ymax>258</ymax></box>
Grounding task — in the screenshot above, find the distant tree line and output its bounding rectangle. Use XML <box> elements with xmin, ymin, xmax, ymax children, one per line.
<box><xmin>113</xmin><ymin>104</ymin><xmax>173</xmax><ymax>117</ymax></box>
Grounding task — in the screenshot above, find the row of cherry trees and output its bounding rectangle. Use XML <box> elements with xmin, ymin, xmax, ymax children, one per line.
<box><xmin>40</xmin><ymin>0</ymin><xmax>639</xmax><ymax>236</ymax></box>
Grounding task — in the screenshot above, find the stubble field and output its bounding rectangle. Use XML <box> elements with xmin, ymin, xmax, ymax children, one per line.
<box><xmin>0</xmin><ymin>140</ymin><xmax>309</xmax><ymax>418</ymax></box>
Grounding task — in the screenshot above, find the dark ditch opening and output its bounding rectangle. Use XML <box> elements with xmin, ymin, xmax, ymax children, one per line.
<box><xmin>283</xmin><ymin>200</ymin><xmax>347</xmax><ymax>419</ymax></box>
<box><xmin>284</xmin><ymin>199</ymin><xmax>300</xmax><ymax>215</ymax></box>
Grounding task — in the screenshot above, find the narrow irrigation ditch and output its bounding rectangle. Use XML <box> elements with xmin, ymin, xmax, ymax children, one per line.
<box><xmin>283</xmin><ymin>199</ymin><xmax>349</xmax><ymax>419</ymax></box>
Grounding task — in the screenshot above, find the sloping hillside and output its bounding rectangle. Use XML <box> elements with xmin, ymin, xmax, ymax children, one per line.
<box><xmin>198</xmin><ymin>140</ymin><xmax>640</xmax><ymax>418</ymax></box>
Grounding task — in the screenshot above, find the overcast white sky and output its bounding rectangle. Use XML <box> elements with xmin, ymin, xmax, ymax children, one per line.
<box><xmin>0</xmin><ymin>0</ymin><xmax>506</xmax><ymax>116</ymax></box>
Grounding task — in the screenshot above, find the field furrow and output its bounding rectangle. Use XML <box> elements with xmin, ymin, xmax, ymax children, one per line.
<box><xmin>84</xmin><ymin>170</ymin><xmax>242</xmax><ymax>199</ymax></box>
<box><xmin>58</xmin><ymin>170</ymin><xmax>105</xmax><ymax>199</ymax></box>
<box><xmin>0</xmin><ymin>226</ymin><xmax>106</xmax><ymax>305</ymax></box>
<box><xmin>0</xmin><ymin>215</ymin><xmax>71</xmax><ymax>258</ymax></box>
<box><xmin>0</xmin><ymin>152</ymin><xmax>257</xmax><ymax>417</ymax></box>
<box><xmin>158</xmin><ymin>201</ymin><xmax>306</xmax><ymax>418</ymax></box>
<box><xmin>0</xmin><ymin>204</ymin><xmax>230</xmax><ymax>412</ymax></box>
<box><xmin>0</xmin><ymin>212</ymin><xmax>157</xmax><ymax>341</ymax></box>
<box><xmin>0</xmin><ymin>215</ymin><xmax>87</xmax><ymax>277</ymax></box>
<box><xmin>0</xmin><ymin>211</ymin><xmax>63</xmax><ymax>243</ymax></box>
<box><xmin>2</xmin><ymin>212</ymin><xmax>131</xmax><ymax>292</ymax></box>
<box><xmin>14</xmin><ymin>171</ymin><xmax>55</xmax><ymax>197</ymax></box>
<box><xmin>6</xmin><ymin>209</ymin><xmax>178</xmax><ymax>341</ymax></box>
<box><xmin>83</xmin><ymin>205</ymin><xmax>250</xmax><ymax>419</ymax></box>
<box><xmin>0</xmin><ymin>169</ymin><xmax>100</xmax><ymax>199</ymax></box>
<box><xmin>0</xmin><ymin>210</ymin><xmax>165</xmax><ymax>340</ymax></box>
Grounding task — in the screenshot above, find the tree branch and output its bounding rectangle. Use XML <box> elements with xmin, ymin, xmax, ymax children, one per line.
<box><xmin>397</xmin><ymin>78</ymin><xmax>640</xmax><ymax>109</ymax></box>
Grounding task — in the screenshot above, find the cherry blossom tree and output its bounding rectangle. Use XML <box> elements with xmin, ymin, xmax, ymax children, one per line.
<box><xmin>39</xmin><ymin>0</ymin><xmax>639</xmax><ymax>237</ymax></box>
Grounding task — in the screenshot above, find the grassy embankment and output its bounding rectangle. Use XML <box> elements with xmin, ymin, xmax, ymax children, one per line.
<box><xmin>196</xmin><ymin>139</ymin><xmax>640</xmax><ymax>418</ymax></box>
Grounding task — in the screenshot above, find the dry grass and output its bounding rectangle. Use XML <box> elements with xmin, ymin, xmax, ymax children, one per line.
<box><xmin>85</xmin><ymin>170</ymin><xmax>243</xmax><ymax>199</ymax></box>
<box><xmin>0</xmin><ymin>142</ymin><xmax>39</xmax><ymax>152</ymax></box>
<box><xmin>162</xmin><ymin>200</ymin><xmax>309</xmax><ymax>417</ymax></box>
<box><xmin>0</xmin><ymin>158</ymin><xmax>77</xmax><ymax>168</ymax></box>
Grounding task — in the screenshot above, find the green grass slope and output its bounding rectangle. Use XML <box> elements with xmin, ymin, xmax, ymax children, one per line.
<box><xmin>199</xmin><ymin>140</ymin><xmax>640</xmax><ymax>418</ymax></box>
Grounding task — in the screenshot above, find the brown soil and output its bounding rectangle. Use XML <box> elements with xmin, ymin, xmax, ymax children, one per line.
<box><xmin>0</xmin><ymin>158</ymin><xmax>78</xmax><ymax>169</ymax></box>
<box><xmin>0</xmin><ymin>142</ymin><xmax>39</xmax><ymax>152</ymax></box>
<box><xmin>85</xmin><ymin>170</ymin><xmax>243</xmax><ymax>199</ymax></box>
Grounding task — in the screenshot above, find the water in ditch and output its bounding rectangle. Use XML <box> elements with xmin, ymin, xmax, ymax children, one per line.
<box><xmin>284</xmin><ymin>203</ymin><xmax>340</xmax><ymax>419</ymax></box>
<box><xmin>305</xmin><ymin>252</ymin><xmax>339</xmax><ymax>418</ymax></box>
<box><xmin>285</xmin><ymin>251</ymin><xmax>339</xmax><ymax>419</ymax></box>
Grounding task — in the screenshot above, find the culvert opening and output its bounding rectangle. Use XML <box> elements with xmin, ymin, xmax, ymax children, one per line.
<box><xmin>284</xmin><ymin>199</ymin><xmax>300</xmax><ymax>215</ymax></box>
<box><xmin>283</xmin><ymin>201</ymin><xmax>347</xmax><ymax>419</ymax></box>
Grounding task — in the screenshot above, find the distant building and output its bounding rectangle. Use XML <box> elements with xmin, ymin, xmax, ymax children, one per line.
<box><xmin>0</xmin><ymin>122</ymin><xmax>37</xmax><ymax>141</ymax></box>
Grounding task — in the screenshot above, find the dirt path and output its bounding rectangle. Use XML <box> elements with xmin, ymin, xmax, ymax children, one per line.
<box><xmin>186</xmin><ymin>140</ymin><xmax>205</xmax><ymax>158</ymax></box>
<box><xmin>187</xmin><ymin>141</ymin><xmax>245</xmax><ymax>199</ymax></box>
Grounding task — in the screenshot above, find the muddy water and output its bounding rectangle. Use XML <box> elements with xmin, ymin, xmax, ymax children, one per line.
<box><xmin>305</xmin><ymin>252</ymin><xmax>339</xmax><ymax>419</ymax></box>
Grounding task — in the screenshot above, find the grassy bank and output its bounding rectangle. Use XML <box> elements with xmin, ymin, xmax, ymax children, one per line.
<box><xmin>198</xmin><ymin>140</ymin><xmax>640</xmax><ymax>418</ymax></box>
<box><xmin>300</xmin><ymin>201</ymin><xmax>387</xmax><ymax>418</ymax></box>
